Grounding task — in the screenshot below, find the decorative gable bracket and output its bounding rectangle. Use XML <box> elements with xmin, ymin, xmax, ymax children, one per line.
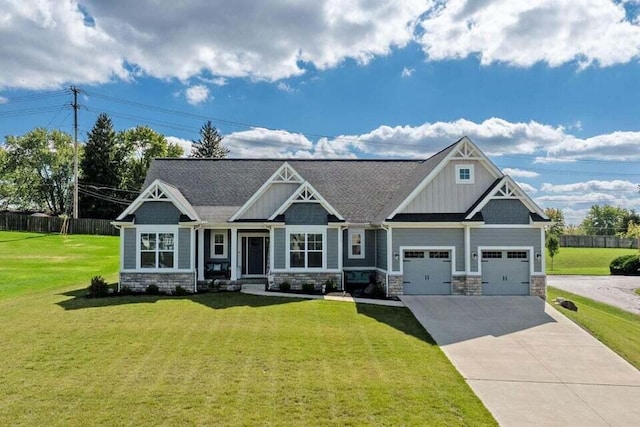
<box><xmin>115</xmin><ymin>179</ymin><xmax>200</xmax><ymax>223</ymax></box>
<box><xmin>465</xmin><ymin>176</ymin><xmax>547</xmax><ymax>221</ymax></box>
<box><xmin>269</xmin><ymin>182</ymin><xmax>344</xmax><ymax>221</ymax></box>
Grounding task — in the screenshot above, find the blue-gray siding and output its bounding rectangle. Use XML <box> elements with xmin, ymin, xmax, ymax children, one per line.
<box><xmin>470</xmin><ymin>228</ymin><xmax>542</xmax><ymax>272</ymax></box>
<box><xmin>327</xmin><ymin>228</ymin><xmax>339</xmax><ymax>269</ymax></box>
<box><xmin>284</xmin><ymin>203</ymin><xmax>328</xmax><ymax>225</ymax></box>
<box><xmin>178</xmin><ymin>228</ymin><xmax>191</xmax><ymax>269</ymax></box>
<box><xmin>274</xmin><ymin>228</ymin><xmax>285</xmax><ymax>269</ymax></box>
<box><xmin>133</xmin><ymin>201</ymin><xmax>182</xmax><ymax>224</ymax></box>
<box><xmin>391</xmin><ymin>228</ymin><xmax>464</xmax><ymax>272</ymax></box>
<box><xmin>481</xmin><ymin>199</ymin><xmax>531</xmax><ymax>224</ymax></box>
<box><xmin>376</xmin><ymin>229</ymin><xmax>387</xmax><ymax>270</ymax></box>
<box><xmin>123</xmin><ymin>228</ymin><xmax>136</xmax><ymax>269</ymax></box>
<box><xmin>342</xmin><ymin>229</ymin><xmax>376</xmax><ymax>267</ymax></box>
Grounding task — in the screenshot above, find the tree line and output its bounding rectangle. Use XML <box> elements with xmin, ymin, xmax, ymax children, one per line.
<box><xmin>0</xmin><ymin>114</ymin><xmax>228</xmax><ymax>219</ymax></box>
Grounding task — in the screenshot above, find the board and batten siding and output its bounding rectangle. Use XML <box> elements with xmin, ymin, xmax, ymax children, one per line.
<box><xmin>178</xmin><ymin>228</ymin><xmax>191</xmax><ymax>269</ymax></box>
<box><xmin>133</xmin><ymin>201</ymin><xmax>182</xmax><ymax>224</ymax></box>
<box><xmin>402</xmin><ymin>160</ymin><xmax>496</xmax><ymax>213</ymax></box>
<box><xmin>342</xmin><ymin>229</ymin><xmax>376</xmax><ymax>267</ymax></box>
<box><xmin>327</xmin><ymin>228</ymin><xmax>339</xmax><ymax>269</ymax></box>
<box><xmin>240</xmin><ymin>183</ymin><xmax>299</xmax><ymax>220</ymax></box>
<box><xmin>274</xmin><ymin>228</ymin><xmax>286</xmax><ymax>269</ymax></box>
<box><xmin>481</xmin><ymin>199</ymin><xmax>531</xmax><ymax>224</ymax></box>
<box><xmin>470</xmin><ymin>228</ymin><xmax>542</xmax><ymax>272</ymax></box>
<box><xmin>123</xmin><ymin>227</ymin><xmax>136</xmax><ymax>270</ymax></box>
<box><xmin>284</xmin><ymin>203</ymin><xmax>329</xmax><ymax>225</ymax></box>
<box><xmin>391</xmin><ymin>228</ymin><xmax>464</xmax><ymax>272</ymax></box>
<box><xmin>376</xmin><ymin>229</ymin><xmax>387</xmax><ymax>270</ymax></box>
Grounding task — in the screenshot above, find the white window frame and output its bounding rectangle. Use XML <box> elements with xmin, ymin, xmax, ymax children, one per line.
<box><xmin>285</xmin><ymin>226</ymin><xmax>327</xmax><ymax>270</ymax></box>
<box><xmin>455</xmin><ymin>164</ymin><xmax>475</xmax><ymax>184</ymax></box>
<box><xmin>136</xmin><ymin>225</ymin><xmax>179</xmax><ymax>271</ymax></box>
<box><xmin>210</xmin><ymin>230</ymin><xmax>228</xmax><ymax>259</ymax></box>
<box><xmin>348</xmin><ymin>229</ymin><xmax>365</xmax><ymax>259</ymax></box>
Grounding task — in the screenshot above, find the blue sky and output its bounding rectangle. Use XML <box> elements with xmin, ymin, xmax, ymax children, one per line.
<box><xmin>1</xmin><ymin>0</ymin><xmax>640</xmax><ymax>224</ymax></box>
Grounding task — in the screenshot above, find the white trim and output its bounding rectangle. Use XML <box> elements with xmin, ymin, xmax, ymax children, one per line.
<box><xmin>540</xmin><ymin>228</ymin><xmax>546</xmax><ymax>274</ymax></box>
<box><xmin>477</xmin><ymin>246</ymin><xmax>535</xmax><ymax>277</ymax></box>
<box><xmin>388</xmin><ymin>137</ymin><xmax>502</xmax><ymax>218</ymax></box>
<box><xmin>269</xmin><ymin>181</ymin><xmax>344</xmax><ymax>221</ymax></box>
<box><xmin>455</xmin><ymin>164</ymin><xmax>475</xmax><ymax>184</ymax></box>
<box><xmin>117</xmin><ymin>179</ymin><xmax>200</xmax><ymax>222</ymax></box>
<box><xmin>229</xmin><ymin>162</ymin><xmax>303</xmax><ymax>221</ymax></box>
<box><xmin>210</xmin><ymin>230</ymin><xmax>228</xmax><ymax>259</ymax></box>
<box><xmin>464</xmin><ymin>225</ymin><xmax>471</xmax><ymax>275</ymax></box>
<box><xmin>387</xmin><ymin>225</ymin><xmax>393</xmax><ymax>273</ymax></box>
<box><xmin>230</xmin><ymin>228</ymin><xmax>238</xmax><ymax>280</ymax></box>
<box><xmin>347</xmin><ymin>228</ymin><xmax>365</xmax><ymax>259</ymax></box>
<box><xmin>238</xmin><ymin>232</ymin><xmax>270</xmax><ymax>277</ymax></box>
<box><xmin>285</xmin><ymin>225</ymin><xmax>327</xmax><ymax>270</ymax></box>
<box><xmin>342</xmin><ymin>266</ymin><xmax>378</xmax><ymax>271</ymax></box>
<box><xmin>465</xmin><ymin>175</ymin><xmax>548</xmax><ymax>221</ymax></box>
<box><xmin>338</xmin><ymin>226</ymin><xmax>345</xmax><ymax>271</ymax></box>
<box><xmin>118</xmin><ymin>227</ymin><xmax>124</xmax><ymax>292</ymax></box>
<box><xmin>271</xmin><ymin>269</ymin><xmax>341</xmax><ymax>274</ymax></box>
<box><xmin>269</xmin><ymin>227</ymin><xmax>275</xmax><ymax>273</ymax></box>
<box><xmin>472</xmin><ymin>224</ymin><xmax>546</xmax><ymax>228</ymax></box>
<box><xmin>134</xmin><ymin>225</ymin><xmax>181</xmax><ymax>272</ymax></box>
<box><xmin>382</xmin><ymin>222</ymin><xmax>464</xmax><ymax>228</ymax></box>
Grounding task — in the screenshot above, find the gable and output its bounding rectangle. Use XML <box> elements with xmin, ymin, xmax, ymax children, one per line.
<box><xmin>481</xmin><ymin>199</ymin><xmax>531</xmax><ymax>224</ymax></box>
<box><xmin>133</xmin><ymin>201</ymin><xmax>182</xmax><ymax>224</ymax></box>
<box><xmin>465</xmin><ymin>176</ymin><xmax>548</xmax><ymax>221</ymax></box>
<box><xmin>239</xmin><ymin>182</ymin><xmax>299</xmax><ymax>220</ymax></box>
<box><xmin>284</xmin><ymin>203</ymin><xmax>329</xmax><ymax>225</ymax></box>
<box><xmin>401</xmin><ymin>159</ymin><xmax>497</xmax><ymax>214</ymax></box>
<box><xmin>116</xmin><ymin>179</ymin><xmax>200</xmax><ymax>223</ymax></box>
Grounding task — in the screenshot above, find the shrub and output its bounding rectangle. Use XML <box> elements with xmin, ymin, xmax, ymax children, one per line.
<box><xmin>87</xmin><ymin>276</ymin><xmax>109</xmax><ymax>298</ymax></box>
<box><xmin>279</xmin><ymin>281</ymin><xmax>291</xmax><ymax>292</ymax></box>
<box><xmin>371</xmin><ymin>282</ymin><xmax>386</xmax><ymax>298</ymax></box>
<box><xmin>119</xmin><ymin>285</ymin><xmax>133</xmax><ymax>295</ymax></box>
<box><xmin>610</xmin><ymin>254</ymin><xmax>640</xmax><ymax>275</ymax></box>
<box><xmin>174</xmin><ymin>285</ymin><xmax>189</xmax><ymax>296</ymax></box>
<box><xmin>146</xmin><ymin>284</ymin><xmax>160</xmax><ymax>295</ymax></box>
<box><xmin>324</xmin><ymin>279</ymin><xmax>338</xmax><ymax>293</ymax></box>
<box><xmin>302</xmin><ymin>282</ymin><xmax>315</xmax><ymax>293</ymax></box>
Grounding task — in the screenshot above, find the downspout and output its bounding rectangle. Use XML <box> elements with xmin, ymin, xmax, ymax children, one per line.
<box><xmin>380</xmin><ymin>223</ymin><xmax>390</xmax><ymax>297</ymax></box>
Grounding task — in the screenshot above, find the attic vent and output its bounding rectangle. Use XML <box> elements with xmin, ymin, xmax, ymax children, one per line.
<box><xmin>274</xmin><ymin>164</ymin><xmax>303</xmax><ymax>183</ymax></box>
<box><xmin>496</xmin><ymin>182</ymin><xmax>517</xmax><ymax>197</ymax></box>
<box><xmin>453</xmin><ymin>142</ymin><xmax>479</xmax><ymax>158</ymax></box>
<box><xmin>145</xmin><ymin>186</ymin><xmax>168</xmax><ymax>200</ymax></box>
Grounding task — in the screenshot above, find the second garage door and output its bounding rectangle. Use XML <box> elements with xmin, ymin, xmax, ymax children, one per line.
<box><xmin>403</xmin><ymin>250</ymin><xmax>452</xmax><ymax>295</ymax></box>
<box><xmin>481</xmin><ymin>250</ymin><xmax>530</xmax><ymax>295</ymax></box>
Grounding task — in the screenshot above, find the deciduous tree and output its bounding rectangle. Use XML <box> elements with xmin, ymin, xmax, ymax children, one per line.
<box><xmin>544</xmin><ymin>207</ymin><xmax>565</xmax><ymax>236</ymax></box>
<box><xmin>581</xmin><ymin>205</ymin><xmax>629</xmax><ymax>236</ymax></box>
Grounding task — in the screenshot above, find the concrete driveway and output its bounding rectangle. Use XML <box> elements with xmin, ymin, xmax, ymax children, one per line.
<box><xmin>548</xmin><ymin>275</ymin><xmax>640</xmax><ymax>314</ymax></box>
<box><xmin>400</xmin><ymin>296</ymin><xmax>640</xmax><ymax>426</ymax></box>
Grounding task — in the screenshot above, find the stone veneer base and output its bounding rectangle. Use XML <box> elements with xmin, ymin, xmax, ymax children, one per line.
<box><xmin>386</xmin><ymin>274</ymin><xmax>546</xmax><ymax>297</ymax></box>
<box><xmin>120</xmin><ymin>272</ymin><xmax>196</xmax><ymax>293</ymax></box>
<box><xmin>272</xmin><ymin>272</ymin><xmax>342</xmax><ymax>291</ymax></box>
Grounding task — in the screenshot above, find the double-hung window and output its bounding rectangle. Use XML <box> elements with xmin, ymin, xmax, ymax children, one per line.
<box><xmin>348</xmin><ymin>229</ymin><xmax>365</xmax><ymax>259</ymax></box>
<box><xmin>211</xmin><ymin>231</ymin><xmax>227</xmax><ymax>258</ymax></box>
<box><xmin>289</xmin><ymin>231</ymin><xmax>324</xmax><ymax>269</ymax></box>
<box><xmin>140</xmin><ymin>232</ymin><xmax>175</xmax><ymax>269</ymax></box>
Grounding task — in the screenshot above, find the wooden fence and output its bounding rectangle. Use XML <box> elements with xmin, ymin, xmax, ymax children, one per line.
<box><xmin>0</xmin><ymin>214</ymin><xmax>118</xmax><ymax>236</ymax></box>
<box><xmin>560</xmin><ymin>234</ymin><xmax>639</xmax><ymax>249</ymax></box>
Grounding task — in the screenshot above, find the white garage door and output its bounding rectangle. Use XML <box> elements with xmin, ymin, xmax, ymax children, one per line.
<box><xmin>481</xmin><ymin>250</ymin><xmax>530</xmax><ymax>295</ymax></box>
<box><xmin>402</xmin><ymin>250</ymin><xmax>452</xmax><ymax>295</ymax></box>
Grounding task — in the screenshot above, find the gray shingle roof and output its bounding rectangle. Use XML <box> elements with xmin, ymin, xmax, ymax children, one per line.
<box><xmin>143</xmin><ymin>141</ymin><xmax>460</xmax><ymax>223</ymax></box>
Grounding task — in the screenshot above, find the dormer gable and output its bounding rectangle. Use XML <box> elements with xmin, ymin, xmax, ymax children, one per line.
<box><xmin>115</xmin><ymin>179</ymin><xmax>200</xmax><ymax>223</ymax></box>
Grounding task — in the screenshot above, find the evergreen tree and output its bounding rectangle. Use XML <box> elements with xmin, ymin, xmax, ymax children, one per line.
<box><xmin>190</xmin><ymin>121</ymin><xmax>229</xmax><ymax>158</ymax></box>
<box><xmin>79</xmin><ymin>114</ymin><xmax>125</xmax><ymax>219</ymax></box>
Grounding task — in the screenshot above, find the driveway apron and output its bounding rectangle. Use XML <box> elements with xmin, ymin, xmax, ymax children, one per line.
<box><xmin>400</xmin><ymin>296</ymin><xmax>640</xmax><ymax>426</ymax></box>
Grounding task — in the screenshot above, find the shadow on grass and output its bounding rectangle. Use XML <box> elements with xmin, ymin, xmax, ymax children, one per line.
<box><xmin>56</xmin><ymin>288</ymin><xmax>305</xmax><ymax>312</ymax></box>
<box><xmin>0</xmin><ymin>233</ymin><xmax>52</xmax><ymax>243</ymax></box>
<box><xmin>355</xmin><ymin>302</ymin><xmax>438</xmax><ymax>346</ymax></box>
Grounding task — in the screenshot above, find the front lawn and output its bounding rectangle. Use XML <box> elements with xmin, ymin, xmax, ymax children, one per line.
<box><xmin>0</xmin><ymin>231</ymin><xmax>119</xmax><ymax>300</ymax></box>
<box><xmin>547</xmin><ymin>286</ymin><xmax>640</xmax><ymax>369</ymax></box>
<box><xmin>546</xmin><ymin>247</ymin><xmax>638</xmax><ymax>275</ymax></box>
<box><xmin>0</xmin><ymin>291</ymin><xmax>494</xmax><ymax>426</ymax></box>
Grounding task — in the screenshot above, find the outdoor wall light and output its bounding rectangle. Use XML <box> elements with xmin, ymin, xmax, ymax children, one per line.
<box><xmin>472</xmin><ymin>252</ymin><xmax>477</xmax><ymax>260</ymax></box>
<box><xmin>393</xmin><ymin>252</ymin><xmax>399</xmax><ymax>260</ymax></box>
<box><xmin>535</xmin><ymin>252</ymin><xmax>541</xmax><ymax>259</ymax></box>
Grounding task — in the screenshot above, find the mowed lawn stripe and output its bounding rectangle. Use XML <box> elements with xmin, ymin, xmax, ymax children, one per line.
<box><xmin>0</xmin><ymin>289</ymin><xmax>495</xmax><ymax>426</ymax></box>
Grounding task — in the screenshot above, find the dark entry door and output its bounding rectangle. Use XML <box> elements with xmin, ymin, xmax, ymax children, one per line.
<box><xmin>247</xmin><ymin>237</ymin><xmax>265</xmax><ymax>275</ymax></box>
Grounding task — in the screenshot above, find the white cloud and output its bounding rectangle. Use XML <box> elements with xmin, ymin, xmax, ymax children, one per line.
<box><xmin>166</xmin><ymin>136</ymin><xmax>191</xmax><ymax>157</ymax></box>
<box><xmin>198</xmin><ymin>76</ymin><xmax>227</xmax><ymax>86</ymax></box>
<box><xmin>185</xmin><ymin>84</ymin><xmax>210</xmax><ymax>105</ymax></box>
<box><xmin>503</xmin><ymin>168</ymin><xmax>539</xmax><ymax>178</ymax></box>
<box><xmin>419</xmin><ymin>0</ymin><xmax>640</xmax><ymax>68</ymax></box>
<box><xmin>516</xmin><ymin>182</ymin><xmax>537</xmax><ymax>194</ymax></box>
<box><xmin>541</xmin><ymin>180</ymin><xmax>639</xmax><ymax>193</ymax></box>
<box><xmin>277</xmin><ymin>82</ymin><xmax>294</xmax><ymax>92</ymax></box>
<box><xmin>0</xmin><ymin>96</ymin><xmax>8</xmax><ymax>104</ymax></box>
<box><xmin>401</xmin><ymin>67</ymin><xmax>415</xmax><ymax>77</ymax></box>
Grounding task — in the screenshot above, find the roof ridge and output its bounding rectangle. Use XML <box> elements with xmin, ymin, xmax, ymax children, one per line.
<box><xmin>153</xmin><ymin>157</ymin><xmax>426</xmax><ymax>162</ymax></box>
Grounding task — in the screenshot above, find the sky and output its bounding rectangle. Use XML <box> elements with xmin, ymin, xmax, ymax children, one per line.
<box><xmin>1</xmin><ymin>0</ymin><xmax>640</xmax><ymax>224</ymax></box>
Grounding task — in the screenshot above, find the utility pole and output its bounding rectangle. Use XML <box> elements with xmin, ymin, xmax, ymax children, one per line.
<box><xmin>71</xmin><ymin>86</ymin><xmax>80</xmax><ymax>219</ymax></box>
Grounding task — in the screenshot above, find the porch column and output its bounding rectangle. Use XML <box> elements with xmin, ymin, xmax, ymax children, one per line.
<box><xmin>464</xmin><ymin>224</ymin><xmax>471</xmax><ymax>275</ymax></box>
<box><xmin>230</xmin><ymin>228</ymin><xmax>238</xmax><ymax>281</ymax></box>
<box><xmin>197</xmin><ymin>227</ymin><xmax>205</xmax><ymax>281</ymax></box>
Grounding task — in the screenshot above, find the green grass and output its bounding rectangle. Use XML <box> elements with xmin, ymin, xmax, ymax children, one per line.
<box><xmin>635</xmin><ymin>288</ymin><xmax>640</xmax><ymax>297</ymax></box>
<box><xmin>0</xmin><ymin>231</ymin><xmax>494</xmax><ymax>425</ymax></box>
<box><xmin>547</xmin><ymin>286</ymin><xmax>640</xmax><ymax>369</ymax></box>
<box><xmin>0</xmin><ymin>231</ymin><xmax>119</xmax><ymax>300</ymax></box>
<box><xmin>546</xmin><ymin>247</ymin><xmax>638</xmax><ymax>275</ymax></box>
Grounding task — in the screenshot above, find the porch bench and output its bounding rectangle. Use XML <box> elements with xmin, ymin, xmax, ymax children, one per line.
<box><xmin>204</xmin><ymin>261</ymin><xmax>230</xmax><ymax>280</ymax></box>
<box><xmin>344</xmin><ymin>270</ymin><xmax>375</xmax><ymax>292</ymax></box>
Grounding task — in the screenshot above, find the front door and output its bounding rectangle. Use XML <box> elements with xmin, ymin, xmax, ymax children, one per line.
<box><xmin>241</xmin><ymin>235</ymin><xmax>269</xmax><ymax>276</ymax></box>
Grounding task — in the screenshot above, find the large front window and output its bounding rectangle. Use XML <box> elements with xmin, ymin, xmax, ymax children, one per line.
<box><xmin>289</xmin><ymin>232</ymin><xmax>323</xmax><ymax>268</ymax></box>
<box><xmin>140</xmin><ymin>232</ymin><xmax>175</xmax><ymax>268</ymax></box>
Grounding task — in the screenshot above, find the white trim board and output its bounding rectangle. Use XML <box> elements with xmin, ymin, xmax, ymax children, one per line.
<box><xmin>117</xmin><ymin>179</ymin><xmax>200</xmax><ymax>222</ymax></box>
<box><xmin>476</xmin><ymin>246</ymin><xmax>536</xmax><ymax>277</ymax></box>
